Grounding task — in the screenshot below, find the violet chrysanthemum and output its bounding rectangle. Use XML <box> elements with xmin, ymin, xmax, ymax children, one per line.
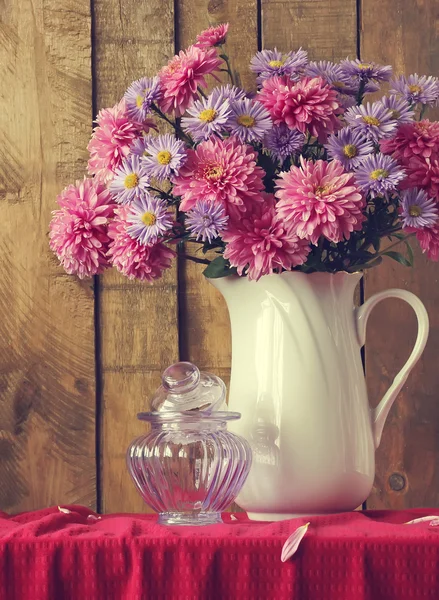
<box><xmin>325</xmin><ymin>127</ymin><xmax>374</xmax><ymax>171</ymax></box>
<box><xmin>108</xmin><ymin>207</ymin><xmax>175</xmax><ymax>281</ymax></box>
<box><xmin>172</xmin><ymin>135</ymin><xmax>265</xmax><ymax>218</ymax></box>
<box><xmin>264</xmin><ymin>124</ymin><xmax>305</xmax><ymax>162</ymax></box>
<box><xmin>126</xmin><ymin>194</ymin><xmax>174</xmax><ymax>245</ymax></box>
<box><xmin>195</xmin><ymin>23</ymin><xmax>229</xmax><ymax>48</ymax></box>
<box><xmin>227</xmin><ymin>98</ymin><xmax>272</xmax><ymax>143</ymax></box>
<box><xmin>275</xmin><ymin>158</ymin><xmax>365</xmax><ymax>244</ymax></box>
<box><xmin>181</xmin><ymin>89</ymin><xmax>231</xmax><ymax>141</ymax></box>
<box><xmin>124</xmin><ymin>76</ymin><xmax>162</xmax><ymax>122</ymax></box>
<box><xmin>159</xmin><ymin>46</ymin><xmax>221</xmax><ymax>116</ymax></box>
<box><xmin>250</xmin><ymin>48</ymin><xmax>308</xmax><ymax>84</ymax></box>
<box><xmin>49</xmin><ymin>178</ymin><xmax>115</xmax><ymax>278</ymax></box>
<box><xmin>109</xmin><ymin>155</ymin><xmax>150</xmax><ymax>204</ymax></box>
<box><xmin>258</xmin><ymin>76</ymin><xmax>343</xmax><ymax>142</ymax></box>
<box><xmin>380</xmin><ymin>95</ymin><xmax>415</xmax><ymax>126</ymax></box>
<box><xmin>305</xmin><ymin>61</ymin><xmax>357</xmax><ymax>95</ymax></box>
<box><xmin>185</xmin><ymin>200</ymin><xmax>229</xmax><ymax>243</ymax></box>
<box><xmin>142</xmin><ymin>134</ymin><xmax>187</xmax><ymax>181</ymax></box>
<box><xmin>390</xmin><ymin>74</ymin><xmax>439</xmax><ymax>106</ymax></box>
<box><xmin>344</xmin><ymin>102</ymin><xmax>397</xmax><ymax>142</ymax></box>
<box><xmin>400</xmin><ymin>188</ymin><xmax>438</xmax><ymax>229</ymax></box>
<box><xmin>339</xmin><ymin>59</ymin><xmax>392</xmax><ymax>83</ymax></box>
<box><xmin>354</xmin><ymin>153</ymin><xmax>405</xmax><ymax>199</ymax></box>
<box><xmin>215</xmin><ymin>84</ymin><xmax>247</xmax><ymax>101</ymax></box>
<box><xmin>222</xmin><ymin>195</ymin><xmax>311</xmax><ymax>281</ymax></box>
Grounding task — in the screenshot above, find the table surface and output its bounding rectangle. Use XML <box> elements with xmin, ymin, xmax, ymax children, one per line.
<box><xmin>1</xmin><ymin>506</ymin><xmax>439</xmax><ymax>599</ymax></box>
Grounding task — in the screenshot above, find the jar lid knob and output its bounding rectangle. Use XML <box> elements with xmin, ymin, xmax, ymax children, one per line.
<box><xmin>162</xmin><ymin>362</ymin><xmax>201</xmax><ymax>395</ymax></box>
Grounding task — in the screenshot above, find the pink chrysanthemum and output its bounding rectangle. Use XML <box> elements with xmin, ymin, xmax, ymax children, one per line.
<box><xmin>107</xmin><ymin>207</ymin><xmax>175</xmax><ymax>281</ymax></box>
<box><xmin>222</xmin><ymin>195</ymin><xmax>311</xmax><ymax>281</ymax></box>
<box><xmin>380</xmin><ymin>120</ymin><xmax>439</xmax><ymax>163</ymax></box>
<box><xmin>87</xmin><ymin>100</ymin><xmax>155</xmax><ymax>183</ymax></box>
<box><xmin>401</xmin><ymin>156</ymin><xmax>439</xmax><ymax>199</ymax></box>
<box><xmin>172</xmin><ymin>135</ymin><xmax>265</xmax><ymax>218</ymax></box>
<box><xmin>49</xmin><ymin>178</ymin><xmax>115</xmax><ymax>278</ymax></box>
<box><xmin>275</xmin><ymin>158</ymin><xmax>365</xmax><ymax>244</ymax></box>
<box><xmin>159</xmin><ymin>46</ymin><xmax>222</xmax><ymax>116</ymax></box>
<box><xmin>258</xmin><ymin>76</ymin><xmax>343</xmax><ymax>141</ymax></box>
<box><xmin>405</xmin><ymin>223</ymin><xmax>439</xmax><ymax>261</ymax></box>
<box><xmin>195</xmin><ymin>23</ymin><xmax>229</xmax><ymax>48</ymax></box>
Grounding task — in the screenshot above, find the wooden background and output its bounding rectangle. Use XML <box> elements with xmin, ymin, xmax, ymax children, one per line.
<box><xmin>1</xmin><ymin>0</ymin><xmax>438</xmax><ymax>514</ymax></box>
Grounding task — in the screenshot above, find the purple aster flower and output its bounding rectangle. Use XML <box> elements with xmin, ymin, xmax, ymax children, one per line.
<box><xmin>325</xmin><ymin>127</ymin><xmax>374</xmax><ymax>171</ymax></box>
<box><xmin>354</xmin><ymin>153</ymin><xmax>405</xmax><ymax>198</ymax></box>
<box><xmin>126</xmin><ymin>193</ymin><xmax>174</xmax><ymax>245</ymax></box>
<box><xmin>250</xmin><ymin>48</ymin><xmax>308</xmax><ymax>84</ymax></box>
<box><xmin>109</xmin><ymin>155</ymin><xmax>150</xmax><ymax>205</ymax></box>
<box><xmin>344</xmin><ymin>101</ymin><xmax>397</xmax><ymax>142</ymax></box>
<box><xmin>400</xmin><ymin>188</ymin><xmax>438</xmax><ymax>229</ymax></box>
<box><xmin>124</xmin><ymin>76</ymin><xmax>162</xmax><ymax>121</ymax></box>
<box><xmin>227</xmin><ymin>98</ymin><xmax>272</xmax><ymax>143</ymax></box>
<box><xmin>142</xmin><ymin>134</ymin><xmax>187</xmax><ymax>181</ymax></box>
<box><xmin>305</xmin><ymin>61</ymin><xmax>357</xmax><ymax>95</ymax></box>
<box><xmin>185</xmin><ymin>200</ymin><xmax>229</xmax><ymax>243</ymax></box>
<box><xmin>337</xmin><ymin>93</ymin><xmax>357</xmax><ymax>109</ymax></box>
<box><xmin>380</xmin><ymin>95</ymin><xmax>415</xmax><ymax>125</ymax></box>
<box><xmin>340</xmin><ymin>59</ymin><xmax>392</xmax><ymax>83</ymax></box>
<box><xmin>264</xmin><ymin>123</ymin><xmax>305</xmax><ymax>162</ymax></box>
<box><xmin>129</xmin><ymin>135</ymin><xmax>152</xmax><ymax>157</ymax></box>
<box><xmin>181</xmin><ymin>89</ymin><xmax>231</xmax><ymax>142</ymax></box>
<box><xmin>390</xmin><ymin>74</ymin><xmax>439</xmax><ymax>106</ymax></box>
<box><xmin>215</xmin><ymin>84</ymin><xmax>247</xmax><ymax>102</ymax></box>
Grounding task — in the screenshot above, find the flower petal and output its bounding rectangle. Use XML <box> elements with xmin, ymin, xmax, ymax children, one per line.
<box><xmin>281</xmin><ymin>522</ymin><xmax>310</xmax><ymax>562</ymax></box>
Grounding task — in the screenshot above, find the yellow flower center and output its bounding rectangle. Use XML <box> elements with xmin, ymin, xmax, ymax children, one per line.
<box><xmin>370</xmin><ymin>169</ymin><xmax>389</xmax><ymax>180</ymax></box>
<box><xmin>124</xmin><ymin>173</ymin><xmax>139</xmax><ymax>188</ymax></box>
<box><xmin>409</xmin><ymin>205</ymin><xmax>422</xmax><ymax>217</ymax></box>
<box><xmin>342</xmin><ymin>144</ymin><xmax>358</xmax><ymax>158</ymax></box>
<box><xmin>409</xmin><ymin>84</ymin><xmax>422</xmax><ymax>94</ymax></box>
<box><xmin>136</xmin><ymin>95</ymin><xmax>144</xmax><ymax>108</ymax></box>
<box><xmin>391</xmin><ymin>109</ymin><xmax>400</xmax><ymax>119</ymax></box>
<box><xmin>363</xmin><ymin>116</ymin><xmax>381</xmax><ymax>126</ymax></box>
<box><xmin>315</xmin><ymin>185</ymin><xmax>330</xmax><ymax>196</ymax></box>
<box><xmin>205</xmin><ymin>165</ymin><xmax>224</xmax><ymax>180</ymax></box>
<box><xmin>199</xmin><ymin>108</ymin><xmax>217</xmax><ymax>122</ymax></box>
<box><xmin>269</xmin><ymin>60</ymin><xmax>285</xmax><ymax>68</ymax></box>
<box><xmin>143</xmin><ymin>150</ymin><xmax>151</xmax><ymax>157</ymax></box>
<box><xmin>332</xmin><ymin>80</ymin><xmax>346</xmax><ymax>89</ymax></box>
<box><xmin>358</xmin><ymin>63</ymin><xmax>372</xmax><ymax>70</ymax></box>
<box><xmin>157</xmin><ymin>150</ymin><xmax>172</xmax><ymax>165</ymax></box>
<box><xmin>237</xmin><ymin>114</ymin><xmax>256</xmax><ymax>128</ymax></box>
<box><xmin>141</xmin><ymin>211</ymin><xmax>157</xmax><ymax>226</ymax></box>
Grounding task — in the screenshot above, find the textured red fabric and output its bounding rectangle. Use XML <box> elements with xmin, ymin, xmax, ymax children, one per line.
<box><xmin>1</xmin><ymin>506</ymin><xmax>439</xmax><ymax>599</ymax></box>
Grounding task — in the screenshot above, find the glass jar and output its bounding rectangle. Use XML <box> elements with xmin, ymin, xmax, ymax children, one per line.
<box><xmin>126</xmin><ymin>362</ymin><xmax>252</xmax><ymax>525</ymax></box>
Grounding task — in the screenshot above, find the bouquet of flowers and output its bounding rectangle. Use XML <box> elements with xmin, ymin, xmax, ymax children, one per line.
<box><xmin>50</xmin><ymin>24</ymin><xmax>439</xmax><ymax>281</ymax></box>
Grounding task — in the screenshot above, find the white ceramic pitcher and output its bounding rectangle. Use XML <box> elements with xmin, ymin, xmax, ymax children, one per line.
<box><xmin>210</xmin><ymin>271</ymin><xmax>429</xmax><ymax>521</ymax></box>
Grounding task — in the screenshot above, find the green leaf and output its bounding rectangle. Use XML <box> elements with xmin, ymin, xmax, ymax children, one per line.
<box><xmin>203</xmin><ymin>256</ymin><xmax>236</xmax><ymax>279</ymax></box>
<box><xmin>383</xmin><ymin>251</ymin><xmax>411</xmax><ymax>267</ymax></box>
<box><xmin>404</xmin><ymin>241</ymin><xmax>414</xmax><ymax>267</ymax></box>
<box><xmin>372</xmin><ymin>236</ymin><xmax>381</xmax><ymax>252</ymax></box>
<box><xmin>219</xmin><ymin>54</ymin><xmax>229</xmax><ymax>60</ymax></box>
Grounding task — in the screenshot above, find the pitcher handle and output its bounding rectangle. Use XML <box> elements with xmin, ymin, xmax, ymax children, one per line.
<box><xmin>355</xmin><ymin>289</ymin><xmax>429</xmax><ymax>449</ymax></box>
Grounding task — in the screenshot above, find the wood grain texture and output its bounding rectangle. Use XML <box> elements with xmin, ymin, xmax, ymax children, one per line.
<box><xmin>177</xmin><ymin>0</ymin><xmax>258</xmax><ymax>390</ymax></box>
<box><xmin>362</xmin><ymin>0</ymin><xmax>439</xmax><ymax>509</ymax></box>
<box><xmin>0</xmin><ymin>0</ymin><xmax>96</xmax><ymax>510</ymax></box>
<box><xmin>92</xmin><ymin>0</ymin><xmax>179</xmax><ymax>513</ymax></box>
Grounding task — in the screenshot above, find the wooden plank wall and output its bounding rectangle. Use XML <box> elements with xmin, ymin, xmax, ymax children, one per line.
<box><xmin>1</xmin><ymin>0</ymin><xmax>438</xmax><ymax>513</ymax></box>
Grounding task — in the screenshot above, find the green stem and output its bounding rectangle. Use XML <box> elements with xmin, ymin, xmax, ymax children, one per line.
<box><xmin>373</xmin><ymin>233</ymin><xmax>415</xmax><ymax>258</ymax></box>
<box><xmin>220</xmin><ymin>49</ymin><xmax>236</xmax><ymax>85</ymax></box>
<box><xmin>151</xmin><ymin>104</ymin><xmax>193</xmax><ymax>144</ymax></box>
<box><xmin>180</xmin><ymin>254</ymin><xmax>210</xmax><ymax>265</ymax></box>
<box><xmin>356</xmin><ymin>80</ymin><xmax>366</xmax><ymax>105</ymax></box>
<box><xmin>198</xmin><ymin>87</ymin><xmax>208</xmax><ymax>99</ymax></box>
<box><xmin>419</xmin><ymin>104</ymin><xmax>427</xmax><ymax>120</ymax></box>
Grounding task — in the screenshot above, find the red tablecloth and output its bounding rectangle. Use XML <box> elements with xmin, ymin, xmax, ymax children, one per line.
<box><xmin>1</xmin><ymin>506</ymin><xmax>439</xmax><ymax>599</ymax></box>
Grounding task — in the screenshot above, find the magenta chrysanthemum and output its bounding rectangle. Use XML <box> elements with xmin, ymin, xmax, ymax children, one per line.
<box><xmin>49</xmin><ymin>178</ymin><xmax>115</xmax><ymax>278</ymax></box>
<box><xmin>159</xmin><ymin>46</ymin><xmax>221</xmax><ymax>116</ymax></box>
<box><xmin>222</xmin><ymin>195</ymin><xmax>311</xmax><ymax>281</ymax></box>
<box><xmin>258</xmin><ymin>76</ymin><xmax>343</xmax><ymax>141</ymax></box>
<box><xmin>107</xmin><ymin>207</ymin><xmax>175</xmax><ymax>281</ymax></box>
<box><xmin>87</xmin><ymin>100</ymin><xmax>154</xmax><ymax>183</ymax></box>
<box><xmin>406</xmin><ymin>223</ymin><xmax>439</xmax><ymax>261</ymax></box>
<box><xmin>172</xmin><ymin>135</ymin><xmax>265</xmax><ymax>218</ymax></box>
<box><xmin>402</xmin><ymin>156</ymin><xmax>439</xmax><ymax>199</ymax></box>
<box><xmin>195</xmin><ymin>23</ymin><xmax>229</xmax><ymax>48</ymax></box>
<box><xmin>380</xmin><ymin>120</ymin><xmax>439</xmax><ymax>163</ymax></box>
<box><xmin>275</xmin><ymin>158</ymin><xmax>365</xmax><ymax>244</ymax></box>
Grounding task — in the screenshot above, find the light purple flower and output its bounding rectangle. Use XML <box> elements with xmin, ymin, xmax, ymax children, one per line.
<box><xmin>186</xmin><ymin>200</ymin><xmax>229</xmax><ymax>243</ymax></box>
<box><xmin>354</xmin><ymin>153</ymin><xmax>405</xmax><ymax>198</ymax></box>
<box><xmin>340</xmin><ymin>59</ymin><xmax>392</xmax><ymax>83</ymax></box>
<box><xmin>181</xmin><ymin>89</ymin><xmax>231</xmax><ymax>142</ymax></box>
<box><xmin>400</xmin><ymin>188</ymin><xmax>438</xmax><ymax>229</ymax></box>
<box><xmin>250</xmin><ymin>48</ymin><xmax>308</xmax><ymax>84</ymax></box>
<box><xmin>126</xmin><ymin>193</ymin><xmax>174</xmax><ymax>245</ymax></box>
<box><xmin>109</xmin><ymin>155</ymin><xmax>150</xmax><ymax>205</ymax></box>
<box><xmin>344</xmin><ymin>102</ymin><xmax>397</xmax><ymax>142</ymax></box>
<box><xmin>305</xmin><ymin>61</ymin><xmax>357</xmax><ymax>95</ymax></box>
<box><xmin>129</xmin><ymin>135</ymin><xmax>152</xmax><ymax>157</ymax></box>
<box><xmin>215</xmin><ymin>84</ymin><xmax>247</xmax><ymax>102</ymax></box>
<box><xmin>264</xmin><ymin>124</ymin><xmax>305</xmax><ymax>162</ymax></box>
<box><xmin>380</xmin><ymin>95</ymin><xmax>415</xmax><ymax>125</ymax></box>
<box><xmin>142</xmin><ymin>134</ymin><xmax>187</xmax><ymax>181</ymax></box>
<box><xmin>337</xmin><ymin>93</ymin><xmax>357</xmax><ymax>109</ymax></box>
<box><xmin>390</xmin><ymin>74</ymin><xmax>439</xmax><ymax>106</ymax></box>
<box><xmin>325</xmin><ymin>127</ymin><xmax>374</xmax><ymax>171</ymax></box>
<box><xmin>124</xmin><ymin>77</ymin><xmax>162</xmax><ymax>121</ymax></box>
<box><xmin>227</xmin><ymin>98</ymin><xmax>272</xmax><ymax>143</ymax></box>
